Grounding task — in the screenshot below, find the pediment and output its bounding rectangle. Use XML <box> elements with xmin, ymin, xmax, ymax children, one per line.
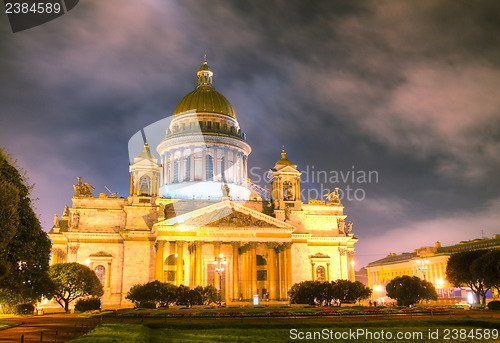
<box><xmin>310</xmin><ymin>252</ymin><xmax>330</xmax><ymax>259</ymax></box>
<box><xmin>275</xmin><ymin>165</ymin><xmax>300</xmax><ymax>174</ymax></box>
<box><xmin>89</xmin><ymin>251</ymin><xmax>112</xmax><ymax>257</ymax></box>
<box><xmin>156</xmin><ymin>200</ymin><xmax>294</xmax><ymax>229</ymax></box>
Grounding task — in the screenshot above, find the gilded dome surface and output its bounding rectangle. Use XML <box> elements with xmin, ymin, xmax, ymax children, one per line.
<box><xmin>173</xmin><ymin>60</ymin><xmax>237</xmax><ymax>118</ymax></box>
<box><xmin>276</xmin><ymin>146</ymin><xmax>293</xmax><ymax>166</ymax></box>
<box><xmin>173</xmin><ymin>87</ymin><xmax>236</xmax><ymax>118</ymax></box>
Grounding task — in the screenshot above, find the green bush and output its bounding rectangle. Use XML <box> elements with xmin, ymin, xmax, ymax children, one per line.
<box><xmin>194</xmin><ymin>310</ymin><xmax>217</xmax><ymax>317</ymax></box>
<box><xmin>75</xmin><ymin>297</ymin><xmax>101</xmax><ymax>312</ymax></box>
<box><xmin>137</xmin><ymin>301</ymin><xmax>157</xmax><ymax>309</ymax></box>
<box><xmin>14</xmin><ymin>303</ymin><xmax>35</xmax><ymax>315</ymax></box>
<box><xmin>487</xmin><ymin>300</ymin><xmax>500</xmax><ymax>310</ymax></box>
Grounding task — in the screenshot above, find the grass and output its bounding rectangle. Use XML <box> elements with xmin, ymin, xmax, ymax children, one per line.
<box><xmin>70</xmin><ymin>318</ymin><xmax>500</xmax><ymax>342</ymax></box>
<box><xmin>70</xmin><ymin>323</ymin><xmax>155</xmax><ymax>342</ymax></box>
<box><xmin>0</xmin><ymin>320</ymin><xmax>21</xmax><ymax>330</ymax></box>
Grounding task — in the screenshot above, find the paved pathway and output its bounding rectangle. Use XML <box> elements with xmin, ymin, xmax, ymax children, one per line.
<box><xmin>0</xmin><ymin>314</ymin><xmax>96</xmax><ymax>343</ymax></box>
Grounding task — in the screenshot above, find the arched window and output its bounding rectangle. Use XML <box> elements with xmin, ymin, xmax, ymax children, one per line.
<box><xmin>206</xmin><ymin>155</ymin><xmax>214</xmax><ymax>180</ymax></box>
<box><xmin>95</xmin><ymin>265</ymin><xmax>106</xmax><ymax>285</ymax></box>
<box><xmin>139</xmin><ymin>176</ymin><xmax>151</xmax><ymax>195</ymax></box>
<box><xmin>256</xmin><ymin>255</ymin><xmax>267</xmax><ymax>266</ymax></box>
<box><xmin>165</xmin><ymin>254</ymin><xmax>176</xmax><ymax>282</ymax></box>
<box><xmin>316</xmin><ymin>265</ymin><xmax>326</xmax><ymax>282</ymax></box>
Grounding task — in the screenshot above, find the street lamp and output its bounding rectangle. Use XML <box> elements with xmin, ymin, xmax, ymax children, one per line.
<box><xmin>415</xmin><ymin>258</ymin><xmax>429</xmax><ymax>280</ymax></box>
<box><xmin>214</xmin><ymin>253</ymin><xmax>227</xmax><ymax>305</ymax></box>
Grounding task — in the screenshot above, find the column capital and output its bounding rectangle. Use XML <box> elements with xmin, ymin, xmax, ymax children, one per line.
<box><xmin>248</xmin><ymin>242</ymin><xmax>257</xmax><ymax>249</ymax></box>
<box><xmin>155</xmin><ymin>241</ymin><xmax>165</xmax><ymax>251</ymax></box>
<box><xmin>265</xmin><ymin>242</ymin><xmax>278</xmax><ymax>250</ymax></box>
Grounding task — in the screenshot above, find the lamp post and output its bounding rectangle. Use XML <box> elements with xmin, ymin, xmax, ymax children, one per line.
<box><xmin>214</xmin><ymin>253</ymin><xmax>227</xmax><ymax>305</ymax></box>
<box><xmin>415</xmin><ymin>258</ymin><xmax>429</xmax><ymax>280</ymax></box>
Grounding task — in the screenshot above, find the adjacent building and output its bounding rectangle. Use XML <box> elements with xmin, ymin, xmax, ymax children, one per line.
<box><xmin>367</xmin><ymin>235</ymin><xmax>500</xmax><ymax>300</ymax></box>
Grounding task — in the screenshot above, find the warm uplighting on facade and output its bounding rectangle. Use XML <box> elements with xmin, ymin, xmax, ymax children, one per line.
<box><xmin>435</xmin><ymin>278</ymin><xmax>445</xmax><ymax>288</ymax></box>
<box><xmin>415</xmin><ymin>258</ymin><xmax>429</xmax><ymax>280</ymax></box>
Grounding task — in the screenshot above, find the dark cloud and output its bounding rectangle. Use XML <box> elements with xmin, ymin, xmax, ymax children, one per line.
<box><xmin>1</xmin><ymin>0</ymin><xmax>500</xmax><ymax>267</ymax></box>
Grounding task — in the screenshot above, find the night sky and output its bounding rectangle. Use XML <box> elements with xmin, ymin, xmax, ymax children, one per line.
<box><xmin>1</xmin><ymin>1</ymin><xmax>500</xmax><ymax>268</ymax></box>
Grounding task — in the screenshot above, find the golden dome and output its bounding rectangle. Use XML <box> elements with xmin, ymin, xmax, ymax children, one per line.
<box><xmin>173</xmin><ymin>60</ymin><xmax>237</xmax><ymax>118</ymax></box>
<box><xmin>276</xmin><ymin>146</ymin><xmax>292</xmax><ymax>166</ymax></box>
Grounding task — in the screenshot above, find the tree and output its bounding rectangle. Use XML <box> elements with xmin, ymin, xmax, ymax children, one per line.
<box><xmin>126</xmin><ymin>281</ymin><xmax>177</xmax><ymax>308</ymax></box>
<box><xmin>194</xmin><ymin>285</ymin><xmax>220</xmax><ymax>305</ymax></box>
<box><xmin>446</xmin><ymin>250</ymin><xmax>489</xmax><ymax>305</ymax></box>
<box><xmin>157</xmin><ymin>282</ymin><xmax>178</xmax><ymax>308</ymax></box>
<box><xmin>474</xmin><ymin>250</ymin><xmax>500</xmax><ymax>295</ymax></box>
<box><xmin>0</xmin><ymin>149</ymin><xmax>52</xmax><ymax>307</ymax></box>
<box><xmin>386</xmin><ymin>275</ymin><xmax>438</xmax><ymax>306</ymax></box>
<box><xmin>347</xmin><ymin>281</ymin><xmax>372</xmax><ymax>304</ymax></box>
<box><xmin>49</xmin><ymin>263</ymin><xmax>104</xmax><ymax>312</ymax></box>
<box><xmin>330</xmin><ymin>280</ymin><xmax>372</xmax><ymax>306</ymax></box>
<box><xmin>288</xmin><ymin>281</ymin><xmax>324</xmax><ymax>305</ymax></box>
<box><xmin>175</xmin><ymin>285</ymin><xmax>202</xmax><ymax>307</ymax></box>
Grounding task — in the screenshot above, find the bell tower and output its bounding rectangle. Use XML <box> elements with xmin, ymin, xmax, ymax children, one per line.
<box><xmin>129</xmin><ymin>141</ymin><xmax>161</xmax><ymax>197</ymax></box>
<box><xmin>269</xmin><ymin>147</ymin><xmax>302</xmax><ymax>211</ymax></box>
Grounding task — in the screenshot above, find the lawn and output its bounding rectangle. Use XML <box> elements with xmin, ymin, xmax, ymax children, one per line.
<box><xmin>0</xmin><ymin>319</ymin><xmax>20</xmax><ymax>330</ymax></box>
<box><xmin>71</xmin><ymin>318</ymin><xmax>500</xmax><ymax>343</ymax></box>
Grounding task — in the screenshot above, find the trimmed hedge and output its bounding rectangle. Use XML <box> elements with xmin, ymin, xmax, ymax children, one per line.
<box><xmin>75</xmin><ymin>297</ymin><xmax>101</xmax><ymax>312</ymax></box>
<box><xmin>14</xmin><ymin>303</ymin><xmax>35</xmax><ymax>315</ymax></box>
<box><xmin>488</xmin><ymin>300</ymin><xmax>500</xmax><ymax>310</ymax></box>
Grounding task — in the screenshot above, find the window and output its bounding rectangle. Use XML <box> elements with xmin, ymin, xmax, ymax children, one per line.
<box><xmin>316</xmin><ymin>265</ymin><xmax>326</xmax><ymax>282</ymax></box>
<box><xmin>256</xmin><ymin>255</ymin><xmax>267</xmax><ymax>266</ymax></box>
<box><xmin>139</xmin><ymin>176</ymin><xmax>151</xmax><ymax>195</ymax></box>
<box><xmin>257</xmin><ymin>270</ymin><xmax>267</xmax><ymax>281</ymax></box>
<box><xmin>95</xmin><ymin>265</ymin><xmax>106</xmax><ymax>285</ymax></box>
<box><xmin>166</xmin><ymin>254</ymin><xmax>176</xmax><ymax>265</ymax></box>
<box><xmin>167</xmin><ymin>271</ymin><xmax>175</xmax><ymax>282</ymax></box>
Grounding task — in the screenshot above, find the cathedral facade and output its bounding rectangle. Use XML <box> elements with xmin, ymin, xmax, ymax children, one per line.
<box><xmin>49</xmin><ymin>60</ymin><xmax>358</xmax><ymax>307</ymax></box>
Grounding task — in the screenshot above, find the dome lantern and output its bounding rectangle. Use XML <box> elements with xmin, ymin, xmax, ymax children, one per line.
<box><xmin>173</xmin><ymin>57</ymin><xmax>236</xmax><ymax>118</ymax></box>
<box><xmin>197</xmin><ymin>56</ymin><xmax>213</xmax><ymax>87</ymax></box>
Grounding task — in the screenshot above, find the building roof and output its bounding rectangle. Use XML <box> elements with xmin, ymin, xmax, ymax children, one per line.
<box><xmin>173</xmin><ymin>60</ymin><xmax>236</xmax><ymax>118</ymax></box>
<box><xmin>275</xmin><ymin>146</ymin><xmax>293</xmax><ymax>166</ymax></box>
<box><xmin>367</xmin><ymin>235</ymin><xmax>500</xmax><ymax>267</ymax></box>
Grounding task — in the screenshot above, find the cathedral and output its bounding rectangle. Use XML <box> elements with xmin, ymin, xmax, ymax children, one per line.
<box><xmin>49</xmin><ymin>59</ymin><xmax>358</xmax><ymax>307</ymax></box>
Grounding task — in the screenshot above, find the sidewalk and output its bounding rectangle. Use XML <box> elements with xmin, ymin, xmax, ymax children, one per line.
<box><xmin>0</xmin><ymin>314</ymin><xmax>96</xmax><ymax>343</ymax></box>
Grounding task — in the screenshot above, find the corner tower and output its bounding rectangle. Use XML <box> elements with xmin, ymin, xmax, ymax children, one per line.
<box><xmin>270</xmin><ymin>147</ymin><xmax>302</xmax><ymax>211</ymax></box>
<box><xmin>129</xmin><ymin>141</ymin><xmax>161</xmax><ymax>196</ymax></box>
<box><xmin>157</xmin><ymin>59</ymin><xmax>251</xmax><ymax>200</ymax></box>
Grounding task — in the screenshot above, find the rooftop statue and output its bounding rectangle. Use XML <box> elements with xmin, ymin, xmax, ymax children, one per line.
<box><xmin>73</xmin><ymin>176</ymin><xmax>95</xmax><ymax>197</ymax></box>
<box><xmin>324</xmin><ymin>187</ymin><xmax>341</xmax><ymax>205</ymax></box>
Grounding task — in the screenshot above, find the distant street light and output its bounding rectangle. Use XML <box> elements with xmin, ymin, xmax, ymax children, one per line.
<box><xmin>214</xmin><ymin>253</ymin><xmax>227</xmax><ymax>305</ymax></box>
